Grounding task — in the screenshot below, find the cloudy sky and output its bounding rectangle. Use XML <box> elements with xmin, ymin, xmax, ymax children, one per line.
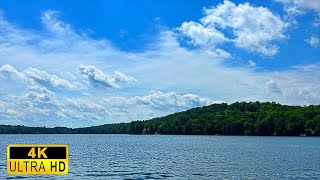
<box><xmin>0</xmin><ymin>0</ymin><xmax>319</xmax><ymax>127</ymax></box>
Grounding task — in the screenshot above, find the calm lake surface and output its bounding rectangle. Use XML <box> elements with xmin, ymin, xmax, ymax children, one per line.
<box><xmin>0</xmin><ymin>135</ymin><xmax>319</xmax><ymax>179</ymax></box>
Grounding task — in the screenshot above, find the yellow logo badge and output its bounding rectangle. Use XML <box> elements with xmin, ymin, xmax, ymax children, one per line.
<box><xmin>7</xmin><ymin>144</ymin><xmax>68</xmax><ymax>175</ymax></box>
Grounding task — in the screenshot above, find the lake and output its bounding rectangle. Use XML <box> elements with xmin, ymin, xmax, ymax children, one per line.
<box><xmin>0</xmin><ymin>135</ymin><xmax>319</xmax><ymax>179</ymax></box>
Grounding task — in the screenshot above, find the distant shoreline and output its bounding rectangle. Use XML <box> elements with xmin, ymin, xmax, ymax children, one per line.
<box><xmin>1</xmin><ymin>102</ymin><xmax>320</xmax><ymax>136</ymax></box>
<box><xmin>0</xmin><ymin>133</ymin><xmax>317</xmax><ymax>137</ymax></box>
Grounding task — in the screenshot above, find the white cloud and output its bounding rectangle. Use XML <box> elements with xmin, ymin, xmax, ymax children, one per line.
<box><xmin>276</xmin><ymin>0</ymin><xmax>320</xmax><ymax>25</ymax></box>
<box><xmin>276</xmin><ymin>0</ymin><xmax>320</xmax><ymax>14</ymax></box>
<box><xmin>104</xmin><ymin>96</ymin><xmax>129</xmax><ymax>107</ymax></box>
<box><xmin>0</xmin><ymin>11</ymin><xmax>35</xmax><ymax>46</ymax></box>
<box><xmin>23</xmin><ymin>67</ymin><xmax>76</xmax><ymax>89</ymax></box>
<box><xmin>266</xmin><ymin>80</ymin><xmax>282</xmax><ymax>94</ymax></box>
<box><xmin>105</xmin><ymin>91</ymin><xmax>216</xmax><ymax>109</ymax></box>
<box><xmin>179</xmin><ymin>0</ymin><xmax>288</xmax><ymax>56</ymax></box>
<box><xmin>210</xmin><ymin>48</ymin><xmax>232</xmax><ymax>60</ymax></box>
<box><xmin>114</xmin><ymin>71</ymin><xmax>138</xmax><ymax>84</ymax></box>
<box><xmin>0</xmin><ymin>8</ymin><xmax>319</xmax><ymax>127</ymax></box>
<box><xmin>202</xmin><ymin>1</ymin><xmax>288</xmax><ymax>56</ymax></box>
<box><xmin>2</xmin><ymin>86</ymin><xmax>59</xmax><ymax>124</ymax></box>
<box><xmin>0</xmin><ymin>64</ymin><xmax>27</xmax><ymax>81</ymax></box>
<box><xmin>41</xmin><ymin>10</ymin><xmax>73</xmax><ymax>35</ymax></box>
<box><xmin>0</xmin><ymin>85</ymin><xmax>112</xmax><ymax>127</ymax></box>
<box><xmin>65</xmin><ymin>98</ymin><xmax>108</xmax><ymax>113</ymax></box>
<box><xmin>104</xmin><ymin>90</ymin><xmax>221</xmax><ymax>120</ymax></box>
<box><xmin>179</xmin><ymin>21</ymin><xmax>227</xmax><ymax>48</ymax></box>
<box><xmin>0</xmin><ymin>64</ymin><xmax>80</xmax><ymax>90</ymax></box>
<box><xmin>132</xmin><ymin>90</ymin><xmax>215</xmax><ymax>109</ymax></box>
<box><xmin>77</xmin><ymin>65</ymin><xmax>118</xmax><ymax>88</ymax></box>
<box><xmin>264</xmin><ymin>64</ymin><xmax>320</xmax><ymax>104</ymax></box>
<box><xmin>77</xmin><ymin>65</ymin><xmax>137</xmax><ymax>89</ymax></box>
<box><xmin>25</xmin><ymin>86</ymin><xmax>56</xmax><ymax>101</ymax></box>
<box><xmin>248</xmin><ymin>60</ymin><xmax>256</xmax><ymax>68</ymax></box>
<box><xmin>1</xmin><ymin>88</ymin><xmax>218</xmax><ymax>127</ymax></box>
<box><xmin>305</xmin><ymin>35</ymin><xmax>319</xmax><ymax>48</ymax></box>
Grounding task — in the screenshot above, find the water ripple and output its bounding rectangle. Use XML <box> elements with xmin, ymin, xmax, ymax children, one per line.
<box><xmin>0</xmin><ymin>135</ymin><xmax>319</xmax><ymax>179</ymax></box>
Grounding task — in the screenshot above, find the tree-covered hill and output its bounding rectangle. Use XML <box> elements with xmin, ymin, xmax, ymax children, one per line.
<box><xmin>1</xmin><ymin>102</ymin><xmax>320</xmax><ymax>136</ymax></box>
<box><xmin>131</xmin><ymin>102</ymin><xmax>320</xmax><ymax>136</ymax></box>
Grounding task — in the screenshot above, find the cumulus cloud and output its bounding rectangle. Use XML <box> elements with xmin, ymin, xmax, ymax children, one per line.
<box><xmin>0</xmin><ymin>85</ymin><xmax>113</xmax><ymax>127</ymax></box>
<box><xmin>0</xmin><ymin>64</ymin><xmax>27</xmax><ymax>81</ymax></box>
<box><xmin>2</xmin><ymin>86</ymin><xmax>58</xmax><ymax>123</ymax></box>
<box><xmin>77</xmin><ymin>65</ymin><xmax>118</xmax><ymax>88</ymax></box>
<box><xmin>23</xmin><ymin>67</ymin><xmax>76</xmax><ymax>89</ymax></box>
<box><xmin>132</xmin><ymin>90</ymin><xmax>215</xmax><ymax>109</ymax></box>
<box><xmin>0</xmin><ymin>64</ymin><xmax>80</xmax><ymax>90</ymax></box>
<box><xmin>1</xmin><ymin>88</ymin><xmax>218</xmax><ymax>127</ymax></box>
<box><xmin>21</xmin><ymin>86</ymin><xmax>58</xmax><ymax>112</ymax></box>
<box><xmin>78</xmin><ymin>65</ymin><xmax>137</xmax><ymax>89</ymax></box>
<box><xmin>305</xmin><ymin>35</ymin><xmax>319</xmax><ymax>48</ymax></box>
<box><xmin>179</xmin><ymin>21</ymin><xmax>228</xmax><ymax>48</ymax></box>
<box><xmin>179</xmin><ymin>0</ymin><xmax>288</xmax><ymax>56</ymax></box>
<box><xmin>0</xmin><ymin>8</ymin><xmax>319</xmax><ymax>127</ymax></box>
<box><xmin>104</xmin><ymin>91</ymin><xmax>220</xmax><ymax>119</ymax></box>
<box><xmin>0</xmin><ymin>86</ymin><xmax>99</xmax><ymax>127</ymax></box>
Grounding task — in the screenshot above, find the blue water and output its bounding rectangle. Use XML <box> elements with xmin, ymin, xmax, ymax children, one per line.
<box><xmin>0</xmin><ymin>135</ymin><xmax>319</xmax><ymax>179</ymax></box>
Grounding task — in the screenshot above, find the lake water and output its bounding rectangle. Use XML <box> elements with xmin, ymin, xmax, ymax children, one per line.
<box><xmin>0</xmin><ymin>135</ymin><xmax>319</xmax><ymax>179</ymax></box>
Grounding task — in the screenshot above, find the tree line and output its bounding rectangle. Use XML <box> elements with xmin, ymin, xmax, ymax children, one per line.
<box><xmin>0</xmin><ymin>123</ymin><xmax>130</xmax><ymax>134</ymax></box>
<box><xmin>1</xmin><ymin>102</ymin><xmax>320</xmax><ymax>136</ymax></box>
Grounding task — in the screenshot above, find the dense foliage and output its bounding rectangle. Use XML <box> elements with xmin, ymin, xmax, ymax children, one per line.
<box><xmin>1</xmin><ymin>102</ymin><xmax>320</xmax><ymax>136</ymax></box>
<box><xmin>75</xmin><ymin>123</ymin><xmax>130</xmax><ymax>134</ymax></box>
<box><xmin>131</xmin><ymin>102</ymin><xmax>320</xmax><ymax>136</ymax></box>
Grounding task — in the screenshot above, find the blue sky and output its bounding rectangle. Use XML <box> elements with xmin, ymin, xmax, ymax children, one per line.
<box><xmin>0</xmin><ymin>0</ymin><xmax>319</xmax><ymax>127</ymax></box>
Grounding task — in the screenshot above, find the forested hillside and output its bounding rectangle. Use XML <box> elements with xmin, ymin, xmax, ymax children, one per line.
<box><xmin>131</xmin><ymin>102</ymin><xmax>320</xmax><ymax>136</ymax></box>
<box><xmin>1</xmin><ymin>102</ymin><xmax>320</xmax><ymax>136</ymax></box>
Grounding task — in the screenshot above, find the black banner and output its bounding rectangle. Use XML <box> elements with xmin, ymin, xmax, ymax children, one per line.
<box><xmin>9</xmin><ymin>147</ymin><xmax>67</xmax><ymax>159</ymax></box>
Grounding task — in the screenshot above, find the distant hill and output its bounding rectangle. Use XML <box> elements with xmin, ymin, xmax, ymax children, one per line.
<box><xmin>1</xmin><ymin>102</ymin><xmax>320</xmax><ymax>136</ymax></box>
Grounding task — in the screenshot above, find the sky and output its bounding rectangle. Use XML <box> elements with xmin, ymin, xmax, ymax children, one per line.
<box><xmin>0</xmin><ymin>0</ymin><xmax>319</xmax><ymax>127</ymax></box>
